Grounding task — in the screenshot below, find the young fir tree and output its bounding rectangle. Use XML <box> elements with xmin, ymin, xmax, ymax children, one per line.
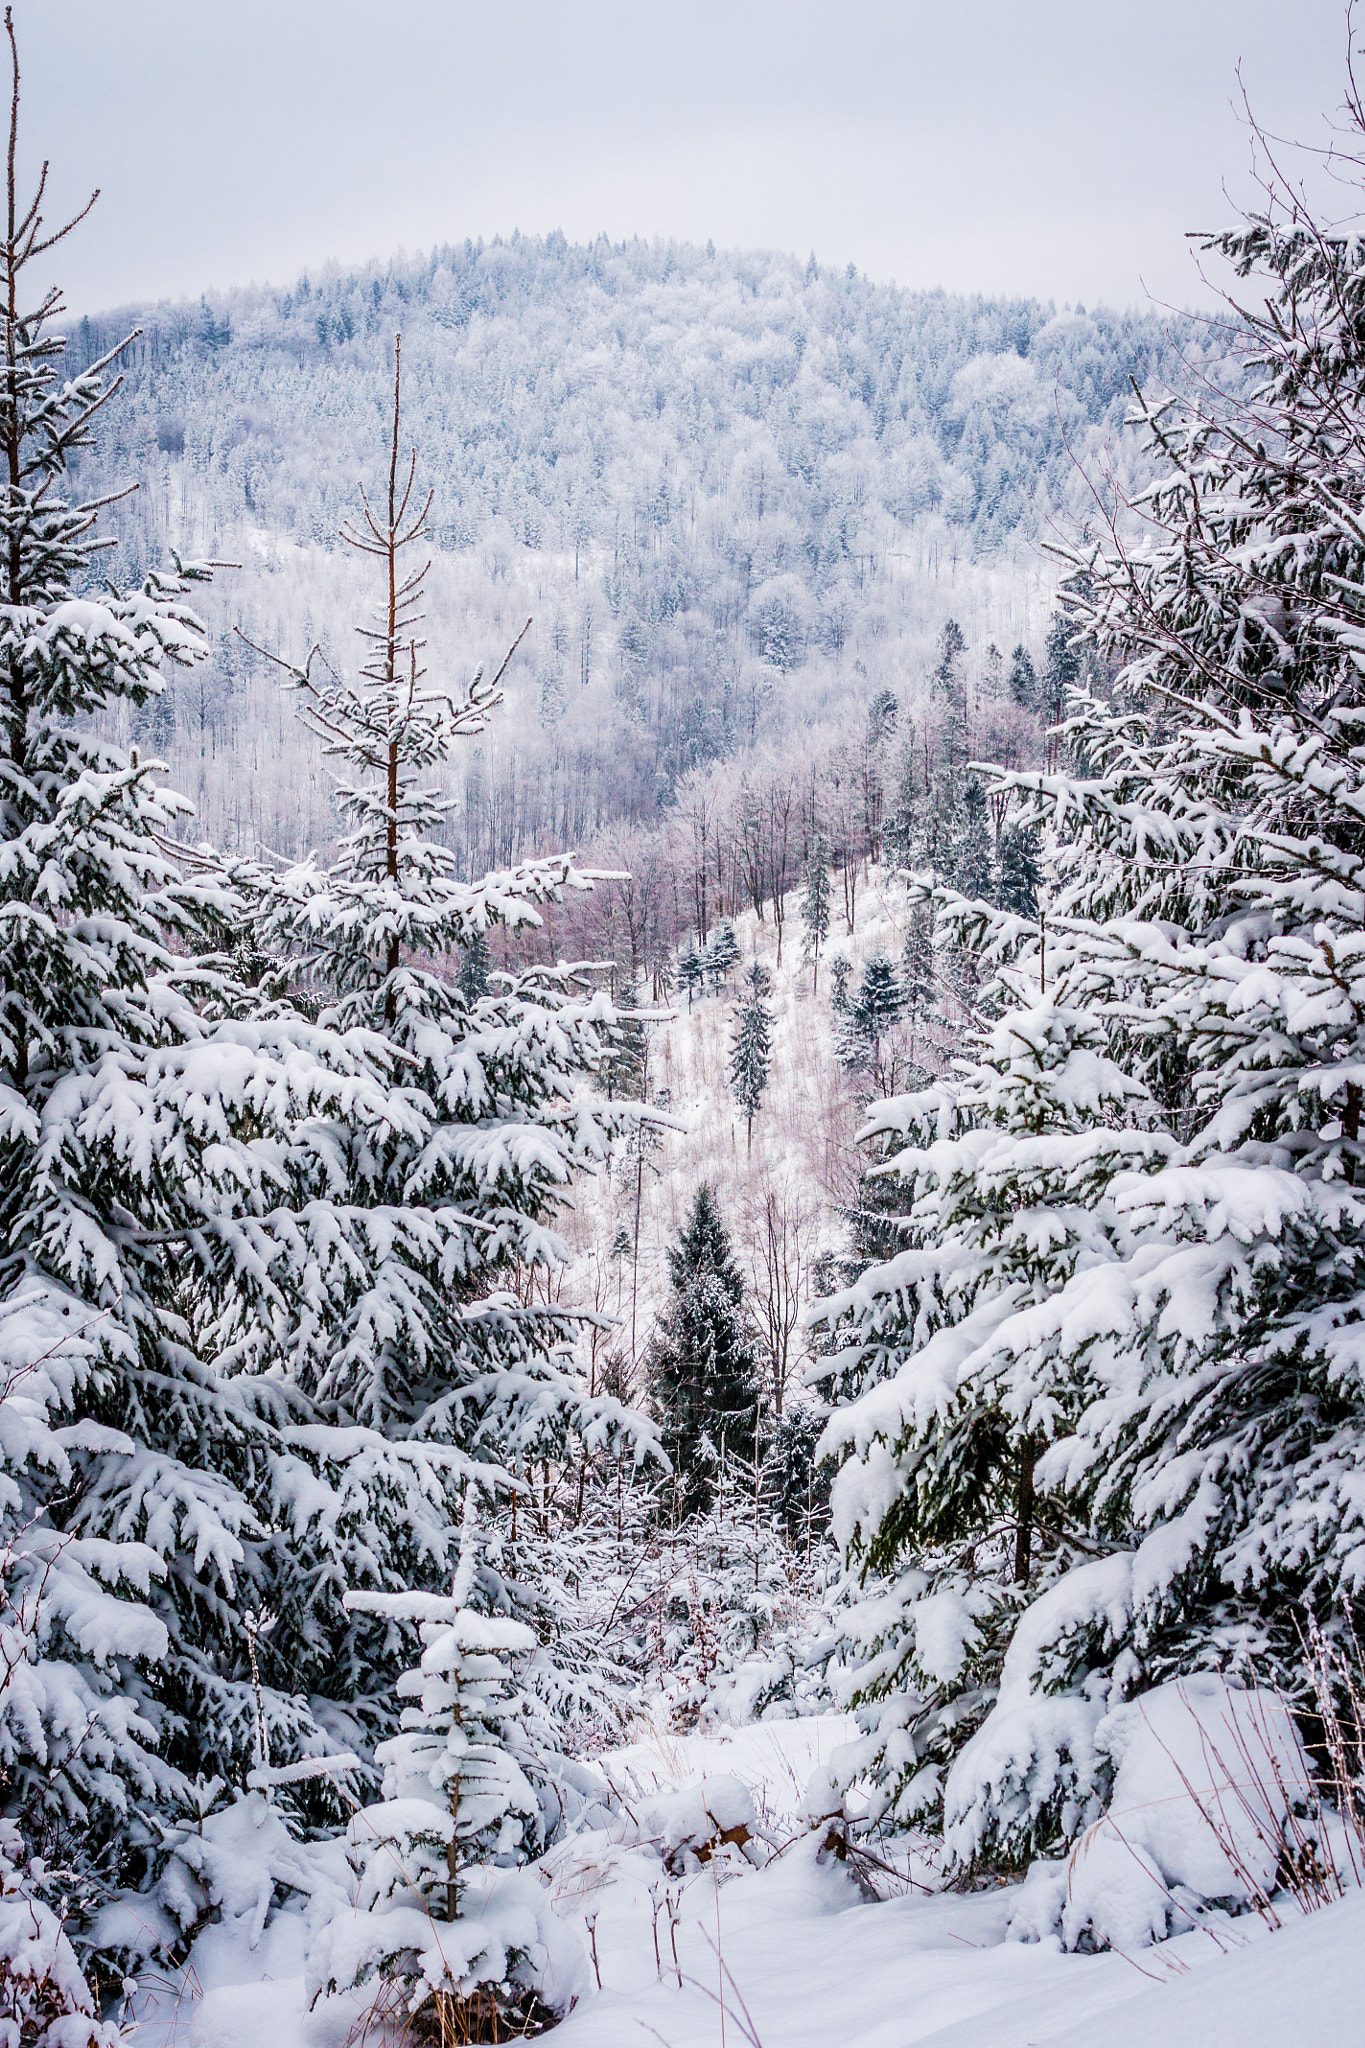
<box><xmin>603</xmin><ymin>978</ymin><xmax>647</xmax><ymax>1100</ymax></box>
<box><xmin>456</xmin><ymin>928</ymin><xmax>490</xmax><ymax>1000</ymax></box>
<box><xmin>837</xmin><ymin>953</ymin><xmax>904</xmax><ymax>1087</ymax></box>
<box><xmin>800</xmin><ymin>836</ymin><xmax>832</xmax><ymax>991</ymax></box>
<box><xmin>829</xmin><ymin>953</ymin><xmax>853</xmax><ymax>1015</ymax></box>
<box><xmin>901</xmin><ymin>909</ymin><xmax>936</xmax><ymax>1048</ymax></box>
<box><xmin>729</xmin><ymin>963</ymin><xmax>773</xmax><ymax>1155</ymax></box>
<box><xmin>948</xmin><ymin>774</ymin><xmax>994</xmax><ymax>901</ymax></box>
<box><xmin>814</xmin><ymin>124</ymin><xmax>1365</xmax><ymax>1887</ymax></box>
<box><xmin>677</xmin><ymin>937</ymin><xmax>705</xmax><ymax>1007</ymax></box>
<box><xmin>317</xmin><ymin>1496</ymin><xmax>576</xmax><ymax>2032</ymax></box>
<box><xmin>706</xmin><ymin>917</ymin><xmax>741</xmax><ymax>991</ymax></box>
<box><xmin>246</xmin><ymin>341</ymin><xmax>653</xmax><ymax>1752</ymax></box>
<box><xmin>650</xmin><ymin>1185</ymin><xmax>761</xmax><ymax>1511</ymax></box>
<box><xmin>1007</xmin><ymin>643</ymin><xmax>1039</xmax><ymax>712</ymax></box>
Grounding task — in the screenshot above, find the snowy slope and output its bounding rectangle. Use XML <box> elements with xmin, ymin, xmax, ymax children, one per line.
<box><xmin>129</xmin><ymin>1716</ymin><xmax>1362</xmax><ymax>2048</ymax></box>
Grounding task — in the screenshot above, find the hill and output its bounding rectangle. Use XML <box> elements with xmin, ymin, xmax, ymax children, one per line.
<box><xmin>65</xmin><ymin>234</ymin><xmax>1207</xmax><ymax>862</ymax></box>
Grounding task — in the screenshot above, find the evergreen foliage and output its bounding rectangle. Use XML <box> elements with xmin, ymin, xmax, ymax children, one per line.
<box><xmin>677</xmin><ymin>937</ymin><xmax>704</xmax><ymax>1006</ymax></box>
<box><xmin>705</xmin><ymin>918</ymin><xmax>740</xmax><ymax>990</ymax></box>
<box><xmin>813</xmin><ymin>144</ymin><xmax>1365</xmax><ymax>1876</ymax></box>
<box><xmin>650</xmin><ymin>1186</ymin><xmax>760</xmax><ymax>1510</ymax></box>
<box><xmin>800</xmin><ymin>836</ymin><xmax>832</xmax><ymax>989</ymax></box>
<box><xmin>729</xmin><ymin>965</ymin><xmax>774</xmax><ymax>1153</ymax></box>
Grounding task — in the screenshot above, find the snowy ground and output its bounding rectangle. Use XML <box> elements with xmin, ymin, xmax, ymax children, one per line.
<box><xmin>128</xmin><ymin>1714</ymin><xmax>1365</xmax><ymax>2048</ymax></box>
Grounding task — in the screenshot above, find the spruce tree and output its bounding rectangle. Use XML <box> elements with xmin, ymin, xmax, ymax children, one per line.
<box><xmin>901</xmin><ymin>908</ymin><xmax>936</xmax><ymax>1046</ymax></box>
<box><xmin>242</xmin><ymin>342</ymin><xmax>654</xmax><ymax>1763</ymax></box>
<box><xmin>456</xmin><ymin>928</ymin><xmax>490</xmax><ymax>1000</ymax></box>
<box><xmin>836</xmin><ymin>952</ymin><xmax>905</xmax><ymax>1088</ymax></box>
<box><xmin>729</xmin><ymin>963</ymin><xmax>773</xmax><ymax>1154</ymax></box>
<box><xmin>800</xmin><ymin>836</ymin><xmax>832</xmax><ymax>991</ymax></box>
<box><xmin>1007</xmin><ymin>643</ymin><xmax>1038</xmax><ymax>712</ymax></box>
<box><xmin>677</xmin><ymin>938</ymin><xmax>704</xmax><ymax>1007</ymax></box>
<box><xmin>650</xmin><ymin>1186</ymin><xmax>760</xmax><ymax>1510</ymax></box>
<box><xmin>315</xmin><ymin>1497</ymin><xmax>576</xmax><ymax>2032</ymax></box>
<box><xmin>815</xmin><ymin>129</ymin><xmax>1365</xmax><ymax>1886</ymax></box>
<box><xmin>0</xmin><ymin>16</ymin><xmax>431</xmax><ymax>1911</ymax></box>
<box><xmin>996</xmin><ymin>820</ymin><xmax>1041</xmax><ymax>918</ymax></box>
<box><xmin>948</xmin><ymin>774</ymin><xmax>994</xmax><ymax>901</ymax></box>
<box><xmin>706</xmin><ymin>917</ymin><xmax>740</xmax><ymax>990</ymax></box>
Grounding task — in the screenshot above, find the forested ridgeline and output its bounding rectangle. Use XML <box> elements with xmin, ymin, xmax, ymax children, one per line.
<box><xmin>65</xmin><ymin>235</ymin><xmax>1221</xmax><ymax>866</ymax></box>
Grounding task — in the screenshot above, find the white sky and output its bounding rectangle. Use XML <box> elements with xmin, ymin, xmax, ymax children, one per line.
<box><xmin>20</xmin><ymin>0</ymin><xmax>1355</xmax><ymax>315</ymax></box>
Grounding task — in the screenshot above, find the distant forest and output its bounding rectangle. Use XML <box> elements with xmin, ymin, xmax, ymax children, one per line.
<box><xmin>67</xmin><ymin>233</ymin><xmax>1222</xmax><ymax>878</ymax></box>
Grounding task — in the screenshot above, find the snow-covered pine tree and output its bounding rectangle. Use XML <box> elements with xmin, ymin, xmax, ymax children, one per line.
<box><xmin>706</xmin><ymin>918</ymin><xmax>740</xmax><ymax>991</ymax></box>
<box><xmin>456</xmin><ymin>928</ymin><xmax>490</xmax><ymax>1000</ymax></box>
<box><xmin>1007</xmin><ymin>643</ymin><xmax>1039</xmax><ymax>712</ymax></box>
<box><xmin>836</xmin><ymin>953</ymin><xmax>905</xmax><ymax>1090</ymax></box>
<box><xmin>314</xmin><ymin>1494</ymin><xmax>580</xmax><ymax>2033</ymax></box>
<box><xmin>901</xmin><ymin>909</ymin><xmax>936</xmax><ymax>1055</ymax></box>
<box><xmin>0</xmin><ymin>19</ymin><xmax>428</xmax><ymax>1911</ymax></box>
<box><xmin>241</xmin><ymin>340</ymin><xmax>657</xmax><ymax>1759</ymax></box>
<box><xmin>814</xmin><ymin>114</ymin><xmax>1365</xmax><ymax>1888</ymax></box>
<box><xmin>812</xmin><ymin>990</ymin><xmax>1157</xmax><ymax>1847</ymax></box>
<box><xmin>729</xmin><ymin>964</ymin><xmax>773</xmax><ymax>1155</ymax></box>
<box><xmin>948</xmin><ymin>774</ymin><xmax>994</xmax><ymax>902</ymax></box>
<box><xmin>603</xmin><ymin>977</ymin><xmax>648</xmax><ymax>1100</ymax></box>
<box><xmin>650</xmin><ymin>1186</ymin><xmax>760</xmax><ymax>1512</ymax></box>
<box><xmin>677</xmin><ymin>937</ymin><xmax>704</xmax><ymax>1007</ymax></box>
<box><xmin>800</xmin><ymin>836</ymin><xmax>832</xmax><ymax>992</ymax></box>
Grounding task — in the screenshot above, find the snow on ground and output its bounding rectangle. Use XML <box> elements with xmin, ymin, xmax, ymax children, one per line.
<box><xmin>128</xmin><ymin>1712</ymin><xmax>1365</xmax><ymax>2048</ymax></box>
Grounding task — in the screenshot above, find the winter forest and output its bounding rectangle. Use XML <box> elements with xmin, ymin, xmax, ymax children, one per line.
<box><xmin>8</xmin><ymin>4</ymin><xmax>1365</xmax><ymax>2045</ymax></box>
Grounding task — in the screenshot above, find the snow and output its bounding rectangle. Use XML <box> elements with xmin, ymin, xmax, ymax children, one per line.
<box><xmin>125</xmin><ymin>1711</ymin><xmax>1365</xmax><ymax>2048</ymax></box>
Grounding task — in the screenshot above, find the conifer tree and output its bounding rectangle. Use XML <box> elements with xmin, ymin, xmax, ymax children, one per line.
<box><xmin>729</xmin><ymin>963</ymin><xmax>773</xmax><ymax>1155</ymax></box>
<box><xmin>814</xmin><ymin>118</ymin><xmax>1365</xmax><ymax>1883</ymax></box>
<box><xmin>316</xmin><ymin>1496</ymin><xmax>577</xmax><ymax>2032</ymax></box>
<box><xmin>800</xmin><ymin>835</ymin><xmax>832</xmax><ymax>990</ymax></box>
<box><xmin>650</xmin><ymin>1186</ymin><xmax>760</xmax><ymax>1511</ymax></box>
<box><xmin>0</xmin><ymin>12</ymin><xmax>438</xmax><ymax>1913</ymax></box>
<box><xmin>901</xmin><ymin>909</ymin><xmax>936</xmax><ymax>1046</ymax></box>
<box><xmin>603</xmin><ymin>978</ymin><xmax>647</xmax><ymax>1100</ymax></box>
<box><xmin>948</xmin><ymin>774</ymin><xmax>994</xmax><ymax>901</ymax></box>
<box><xmin>240</xmin><ymin>343</ymin><xmax>656</xmax><ymax>1766</ymax></box>
<box><xmin>829</xmin><ymin>954</ymin><xmax>852</xmax><ymax>1015</ymax></box>
<box><xmin>996</xmin><ymin>820</ymin><xmax>1041</xmax><ymax>918</ymax></box>
<box><xmin>706</xmin><ymin>917</ymin><xmax>740</xmax><ymax>990</ymax></box>
<box><xmin>677</xmin><ymin>938</ymin><xmax>704</xmax><ymax>1007</ymax></box>
<box><xmin>456</xmin><ymin>928</ymin><xmax>490</xmax><ymax>1000</ymax></box>
<box><xmin>1007</xmin><ymin>643</ymin><xmax>1038</xmax><ymax>712</ymax></box>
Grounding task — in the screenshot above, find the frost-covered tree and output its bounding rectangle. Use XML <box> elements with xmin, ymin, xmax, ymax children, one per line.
<box><xmin>837</xmin><ymin>953</ymin><xmax>905</xmax><ymax>1088</ymax></box>
<box><xmin>729</xmin><ymin>965</ymin><xmax>773</xmax><ymax>1155</ymax></box>
<box><xmin>705</xmin><ymin>917</ymin><xmax>740</xmax><ymax>990</ymax></box>
<box><xmin>1007</xmin><ymin>643</ymin><xmax>1039</xmax><ymax>712</ymax></box>
<box><xmin>240</xmin><ymin>341</ymin><xmax>657</xmax><ymax>1764</ymax></box>
<box><xmin>650</xmin><ymin>1185</ymin><xmax>760</xmax><ymax>1511</ymax></box>
<box><xmin>313</xmin><ymin>1496</ymin><xmax>581</xmax><ymax>2033</ymax></box>
<box><xmin>677</xmin><ymin>936</ymin><xmax>704</xmax><ymax>1007</ymax></box>
<box><xmin>0</xmin><ymin>20</ymin><xmax>431</xmax><ymax>1901</ymax></box>
<box><xmin>813</xmin><ymin>120</ymin><xmax>1365</xmax><ymax>1881</ymax></box>
<box><xmin>800</xmin><ymin>836</ymin><xmax>832</xmax><ymax>991</ymax></box>
<box><xmin>250</xmin><ymin>337</ymin><xmax>637</xmax><ymax>1443</ymax></box>
<box><xmin>901</xmin><ymin>910</ymin><xmax>936</xmax><ymax>1046</ymax></box>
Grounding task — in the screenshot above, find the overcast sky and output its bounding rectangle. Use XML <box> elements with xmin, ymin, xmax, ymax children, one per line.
<box><xmin>19</xmin><ymin>0</ymin><xmax>1354</xmax><ymax>316</ymax></box>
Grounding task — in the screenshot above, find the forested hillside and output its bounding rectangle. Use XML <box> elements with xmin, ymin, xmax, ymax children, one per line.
<box><xmin>68</xmin><ymin>236</ymin><xmax>1206</xmax><ymax>864</ymax></box>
